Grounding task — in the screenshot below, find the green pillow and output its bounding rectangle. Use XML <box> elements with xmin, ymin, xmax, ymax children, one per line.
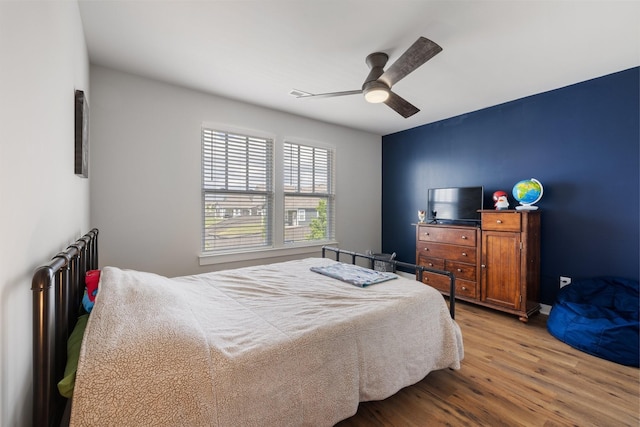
<box><xmin>57</xmin><ymin>314</ymin><xmax>89</xmax><ymax>398</ymax></box>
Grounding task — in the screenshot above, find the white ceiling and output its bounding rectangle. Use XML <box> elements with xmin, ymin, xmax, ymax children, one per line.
<box><xmin>78</xmin><ymin>0</ymin><xmax>640</xmax><ymax>136</ymax></box>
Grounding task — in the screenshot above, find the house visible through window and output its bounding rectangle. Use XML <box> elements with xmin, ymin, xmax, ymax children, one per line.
<box><xmin>284</xmin><ymin>141</ymin><xmax>335</xmax><ymax>244</ymax></box>
<box><xmin>202</xmin><ymin>128</ymin><xmax>273</xmax><ymax>252</ymax></box>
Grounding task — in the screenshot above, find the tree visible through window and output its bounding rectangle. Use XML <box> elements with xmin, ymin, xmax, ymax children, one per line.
<box><xmin>307</xmin><ymin>199</ymin><xmax>327</xmax><ymax>240</ymax></box>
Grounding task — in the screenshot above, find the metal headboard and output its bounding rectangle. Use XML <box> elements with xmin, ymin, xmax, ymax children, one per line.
<box><xmin>31</xmin><ymin>229</ymin><xmax>99</xmax><ymax>427</ymax></box>
<box><xmin>321</xmin><ymin>246</ymin><xmax>456</xmax><ymax>319</ymax></box>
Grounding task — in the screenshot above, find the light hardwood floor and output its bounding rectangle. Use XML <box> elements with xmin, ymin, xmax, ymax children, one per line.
<box><xmin>337</xmin><ymin>301</ymin><xmax>639</xmax><ymax>426</ymax></box>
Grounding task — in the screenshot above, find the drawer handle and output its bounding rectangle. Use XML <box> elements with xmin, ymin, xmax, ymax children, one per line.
<box><xmin>428</xmin><ymin>263</ymin><xmax>434</xmax><ymax>267</ymax></box>
<box><xmin>461</xmin><ymin>286</ymin><xmax>467</xmax><ymax>291</ymax></box>
<box><xmin>462</xmin><ymin>252</ymin><xmax>467</xmax><ymax>257</ymax></box>
<box><xmin>496</xmin><ymin>220</ymin><xmax>503</xmax><ymax>224</ymax></box>
<box><xmin>481</xmin><ymin>264</ymin><xmax>486</xmax><ymax>268</ymax></box>
<box><xmin>424</xmin><ymin>248</ymin><xmax>429</xmax><ymax>251</ymax></box>
<box><xmin>461</xmin><ymin>236</ymin><xmax>467</xmax><ymax>239</ymax></box>
<box><xmin>457</xmin><ymin>268</ymin><xmax>462</xmax><ymax>272</ymax></box>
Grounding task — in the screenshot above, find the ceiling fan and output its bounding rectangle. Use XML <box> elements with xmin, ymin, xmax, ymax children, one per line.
<box><xmin>292</xmin><ymin>36</ymin><xmax>442</xmax><ymax>118</ymax></box>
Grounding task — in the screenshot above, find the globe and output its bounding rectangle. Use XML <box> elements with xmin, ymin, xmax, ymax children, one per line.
<box><xmin>512</xmin><ymin>178</ymin><xmax>543</xmax><ymax>210</ymax></box>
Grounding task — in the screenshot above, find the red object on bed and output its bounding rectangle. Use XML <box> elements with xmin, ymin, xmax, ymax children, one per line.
<box><xmin>85</xmin><ymin>270</ymin><xmax>100</xmax><ymax>302</ymax></box>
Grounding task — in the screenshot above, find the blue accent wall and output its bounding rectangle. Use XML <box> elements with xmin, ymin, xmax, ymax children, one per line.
<box><xmin>382</xmin><ymin>67</ymin><xmax>639</xmax><ymax>305</ymax></box>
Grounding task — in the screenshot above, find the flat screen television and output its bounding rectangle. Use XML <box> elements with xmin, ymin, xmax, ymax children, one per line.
<box><xmin>427</xmin><ymin>186</ymin><xmax>484</xmax><ymax>224</ymax></box>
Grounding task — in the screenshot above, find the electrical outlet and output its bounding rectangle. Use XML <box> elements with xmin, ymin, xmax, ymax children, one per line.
<box><xmin>560</xmin><ymin>276</ymin><xmax>572</xmax><ymax>288</ymax></box>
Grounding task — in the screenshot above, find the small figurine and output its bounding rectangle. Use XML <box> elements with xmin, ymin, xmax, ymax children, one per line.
<box><xmin>493</xmin><ymin>191</ymin><xmax>509</xmax><ymax>210</ymax></box>
<box><xmin>418</xmin><ymin>210</ymin><xmax>426</xmax><ymax>223</ymax></box>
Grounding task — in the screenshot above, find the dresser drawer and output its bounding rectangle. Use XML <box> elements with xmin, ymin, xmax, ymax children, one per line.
<box><xmin>456</xmin><ymin>279</ymin><xmax>477</xmax><ymax>298</ymax></box>
<box><xmin>420</xmin><ymin>271</ymin><xmax>451</xmax><ymax>290</ymax></box>
<box><xmin>445</xmin><ymin>260</ymin><xmax>477</xmax><ymax>281</ymax></box>
<box><xmin>481</xmin><ymin>211</ymin><xmax>522</xmax><ymax>232</ymax></box>
<box><xmin>421</xmin><ymin>273</ymin><xmax>477</xmax><ymax>298</ymax></box>
<box><xmin>417</xmin><ymin>225</ymin><xmax>476</xmax><ymax>247</ymax></box>
<box><xmin>417</xmin><ymin>255</ymin><xmax>445</xmax><ymax>270</ymax></box>
<box><xmin>417</xmin><ymin>241</ymin><xmax>476</xmax><ymax>263</ymax></box>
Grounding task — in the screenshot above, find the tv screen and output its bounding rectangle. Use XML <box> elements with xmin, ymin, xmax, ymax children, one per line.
<box><xmin>427</xmin><ymin>186</ymin><xmax>484</xmax><ymax>223</ymax></box>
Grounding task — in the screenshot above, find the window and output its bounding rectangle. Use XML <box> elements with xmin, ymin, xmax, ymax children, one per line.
<box><xmin>202</xmin><ymin>128</ymin><xmax>273</xmax><ymax>252</ymax></box>
<box><xmin>201</xmin><ymin>127</ymin><xmax>335</xmax><ymax>258</ymax></box>
<box><xmin>284</xmin><ymin>142</ymin><xmax>335</xmax><ymax>244</ymax></box>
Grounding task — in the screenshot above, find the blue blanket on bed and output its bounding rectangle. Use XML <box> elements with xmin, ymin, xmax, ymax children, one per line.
<box><xmin>310</xmin><ymin>262</ymin><xmax>398</xmax><ymax>287</ymax></box>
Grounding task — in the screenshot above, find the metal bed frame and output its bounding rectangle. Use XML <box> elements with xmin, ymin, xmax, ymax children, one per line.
<box><xmin>321</xmin><ymin>246</ymin><xmax>456</xmax><ymax>319</ymax></box>
<box><xmin>31</xmin><ymin>229</ymin><xmax>99</xmax><ymax>427</ymax></box>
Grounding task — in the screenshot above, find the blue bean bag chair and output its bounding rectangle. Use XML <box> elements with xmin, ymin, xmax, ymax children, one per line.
<box><xmin>547</xmin><ymin>277</ymin><xmax>639</xmax><ymax>367</ymax></box>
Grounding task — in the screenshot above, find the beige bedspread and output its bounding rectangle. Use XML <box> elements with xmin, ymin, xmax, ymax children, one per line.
<box><xmin>70</xmin><ymin>258</ymin><xmax>463</xmax><ymax>426</ymax></box>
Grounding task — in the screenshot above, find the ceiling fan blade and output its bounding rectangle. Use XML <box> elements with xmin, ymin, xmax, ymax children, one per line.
<box><xmin>291</xmin><ymin>89</ymin><xmax>362</xmax><ymax>99</ymax></box>
<box><xmin>379</xmin><ymin>37</ymin><xmax>442</xmax><ymax>88</ymax></box>
<box><xmin>384</xmin><ymin>91</ymin><xmax>420</xmax><ymax>118</ymax></box>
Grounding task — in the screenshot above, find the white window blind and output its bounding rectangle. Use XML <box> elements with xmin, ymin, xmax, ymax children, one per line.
<box><xmin>202</xmin><ymin>128</ymin><xmax>273</xmax><ymax>252</ymax></box>
<box><xmin>284</xmin><ymin>142</ymin><xmax>335</xmax><ymax>244</ymax></box>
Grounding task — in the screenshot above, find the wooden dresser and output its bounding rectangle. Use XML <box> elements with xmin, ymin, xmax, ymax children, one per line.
<box><xmin>416</xmin><ymin>223</ymin><xmax>480</xmax><ymax>300</ymax></box>
<box><xmin>416</xmin><ymin>210</ymin><xmax>541</xmax><ymax>322</ymax></box>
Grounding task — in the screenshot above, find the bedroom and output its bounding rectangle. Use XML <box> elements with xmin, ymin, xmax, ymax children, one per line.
<box><xmin>1</xmin><ymin>1</ymin><xmax>638</xmax><ymax>426</ymax></box>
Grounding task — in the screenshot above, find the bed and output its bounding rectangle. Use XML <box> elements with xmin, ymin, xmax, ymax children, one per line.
<box><xmin>32</xmin><ymin>229</ymin><xmax>463</xmax><ymax>427</ymax></box>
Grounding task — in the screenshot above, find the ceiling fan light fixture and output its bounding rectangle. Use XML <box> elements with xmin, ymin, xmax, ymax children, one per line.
<box><xmin>363</xmin><ymin>82</ymin><xmax>389</xmax><ymax>103</ymax></box>
<box><xmin>364</xmin><ymin>88</ymin><xmax>389</xmax><ymax>103</ymax></box>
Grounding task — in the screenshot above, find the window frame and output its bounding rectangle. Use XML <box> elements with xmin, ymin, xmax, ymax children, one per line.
<box><xmin>283</xmin><ymin>140</ymin><xmax>336</xmax><ymax>245</ymax></box>
<box><xmin>199</xmin><ymin>127</ymin><xmax>337</xmax><ymax>266</ymax></box>
<box><xmin>201</xmin><ymin>126</ymin><xmax>275</xmax><ymax>254</ymax></box>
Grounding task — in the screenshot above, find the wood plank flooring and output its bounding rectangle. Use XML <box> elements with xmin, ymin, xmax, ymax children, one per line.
<box><xmin>336</xmin><ymin>301</ymin><xmax>639</xmax><ymax>427</ymax></box>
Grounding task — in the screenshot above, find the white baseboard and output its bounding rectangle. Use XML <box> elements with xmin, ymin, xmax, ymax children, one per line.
<box><xmin>540</xmin><ymin>304</ymin><xmax>551</xmax><ymax>315</ymax></box>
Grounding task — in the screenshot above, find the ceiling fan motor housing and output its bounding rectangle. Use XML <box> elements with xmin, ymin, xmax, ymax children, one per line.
<box><xmin>364</xmin><ymin>52</ymin><xmax>389</xmax><ymax>81</ymax></box>
<box><xmin>363</xmin><ymin>52</ymin><xmax>390</xmax><ymax>103</ymax></box>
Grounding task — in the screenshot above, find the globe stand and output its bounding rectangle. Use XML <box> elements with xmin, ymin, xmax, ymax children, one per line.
<box><xmin>515</xmin><ymin>204</ymin><xmax>539</xmax><ymax>211</ymax></box>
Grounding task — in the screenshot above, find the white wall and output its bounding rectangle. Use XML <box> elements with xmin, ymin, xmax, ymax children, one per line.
<box><xmin>0</xmin><ymin>2</ymin><xmax>90</xmax><ymax>426</ymax></box>
<box><xmin>90</xmin><ymin>66</ymin><xmax>382</xmax><ymax>277</ymax></box>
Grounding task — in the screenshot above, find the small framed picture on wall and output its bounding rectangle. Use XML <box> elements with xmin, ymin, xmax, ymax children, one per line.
<box><xmin>75</xmin><ymin>89</ymin><xmax>89</xmax><ymax>178</ymax></box>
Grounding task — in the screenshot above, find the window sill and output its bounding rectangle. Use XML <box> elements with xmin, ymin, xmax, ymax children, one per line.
<box><xmin>198</xmin><ymin>241</ymin><xmax>339</xmax><ymax>266</ymax></box>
